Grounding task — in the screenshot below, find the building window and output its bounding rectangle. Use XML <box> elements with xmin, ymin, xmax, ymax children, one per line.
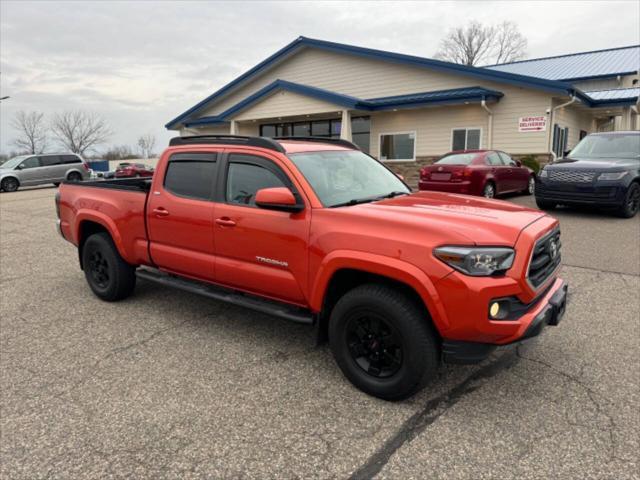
<box><xmin>379</xmin><ymin>132</ymin><xmax>416</xmax><ymax>161</ymax></box>
<box><xmin>259</xmin><ymin>117</ymin><xmax>370</xmax><ymax>153</ymax></box>
<box><xmin>552</xmin><ymin>124</ymin><xmax>569</xmax><ymax>157</ymax></box>
<box><xmin>451</xmin><ymin>128</ymin><xmax>481</xmax><ymax>151</ymax></box>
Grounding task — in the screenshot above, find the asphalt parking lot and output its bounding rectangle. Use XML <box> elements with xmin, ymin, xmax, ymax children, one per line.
<box><xmin>1</xmin><ymin>186</ymin><xmax>639</xmax><ymax>479</ymax></box>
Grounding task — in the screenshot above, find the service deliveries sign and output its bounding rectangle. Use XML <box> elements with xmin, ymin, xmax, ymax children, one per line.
<box><xmin>518</xmin><ymin>116</ymin><xmax>547</xmax><ymax>132</ymax></box>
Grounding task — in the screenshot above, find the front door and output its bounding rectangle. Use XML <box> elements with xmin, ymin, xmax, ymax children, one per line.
<box><xmin>213</xmin><ymin>151</ymin><xmax>310</xmax><ymax>305</ymax></box>
<box><xmin>146</xmin><ymin>151</ymin><xmax>219</xmax><ymax>281</ymax></box>
<box><xmin>499</xmin><ymin>152</ymin><xmax>528</xmax><ymax>191</ymax></box>
<box><xmin>485</xmin><ymin>152</ymin><xmax>510</xmax><ymax>193</ymax></box>
<box><xmin>15</xmin><ymin>156</ymin><xmax>43</xmax><ymax>185</ymax></box>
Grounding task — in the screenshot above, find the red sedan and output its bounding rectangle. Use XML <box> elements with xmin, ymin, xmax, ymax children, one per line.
<box><xmin>418</xmin><ymin>150</ymin><xmax>536</xmax><ymax>198</ymax></box>
<box><xmin>114</xmin><ymin>162</ymin><xmax>154</xmax><ymax>178</ymax></box>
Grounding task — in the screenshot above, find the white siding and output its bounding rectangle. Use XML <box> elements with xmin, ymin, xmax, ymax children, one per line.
<box><xmin>554</xmin><ymin>105</ymin><xmax>594</xmax><ymax>150</ymax></box>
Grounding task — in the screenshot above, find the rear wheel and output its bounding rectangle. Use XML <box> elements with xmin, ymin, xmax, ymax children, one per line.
<box><xmin>1</xmin><ymin>177</ymin><xmax>19</xmax><ymax>192</ymax></box>
<box><xmin>82</xmin><ymin>232</ymin><xmax>136</xmax><ymax>301</ymax></box>
<box><xmin>67</xmin><ymin>171</ymin><xmax>82</xmax><ymax>182</ymax></box>
<box><xmin>329</xmin><ymin>284</ymin><xmax>439</xmax><ymax>401</ymax></box>
<box><xmin>482</xmin><ymin>182</ymin><xmax>496</xmax><ymax>199</ymax></box>
<box><xmin>536</xmin><ymin>198</ymin><xmax>556</xmax><ymax>210</ymax></box>
<box><xmin>616</xmin><ymin>183</ymin><xmax>640</xmax><ymax>218</ymax></box>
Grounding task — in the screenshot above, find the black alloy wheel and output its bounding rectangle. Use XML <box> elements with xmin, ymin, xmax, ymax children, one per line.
<box><xmin>67</xmin><ymin>171</ymin><xmax>82</xmax><ymax>182</ymax></box>
<box><xmin>617</xmin><ymin>183</ymin><xmax>640</xmax><ymax>218</ymax></box>
<box><xmin>88</xmin><ymin>250</ymin><xmax>110</xmax><ymax>289</ymax></box>
<box><xmin>345</xmin><ymin>312</ymin><xmax>403</xmax><ymax>378</ymax></box>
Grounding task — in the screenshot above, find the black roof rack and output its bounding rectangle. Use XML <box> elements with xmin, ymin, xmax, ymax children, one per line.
<box><xmin>169</xmin><ymin>135</ymin><xmax>285</xmax><ymax>153</ymax></box>
<box><xmin>273</xmin><ymin>136</ymin><xmax>360</xmax><ymax>150</ymax></box>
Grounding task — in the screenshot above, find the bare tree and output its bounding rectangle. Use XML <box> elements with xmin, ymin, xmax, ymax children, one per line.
<box><xmin>137</xmin><ymin>133</ymin><xmax>156</xmax><ymax>159</ymax></box>
<box><xmin>10</xmin><ymin>111</ymin><xmax>48</xmax><ymax>154</ymax></box>
<box><xmin>435</xmin><ymin>21</ymin><xmax>528</xmax><ymax>66</ymax></box>
<box><xmin>50</xmin><ymin>111</ymin><xmax>112</xmax><ymax>155</ymax></box>
<box><xmin>493</xmin><ymin>21</ymin><xmax>528</xmax><ymax>65</ymax></box>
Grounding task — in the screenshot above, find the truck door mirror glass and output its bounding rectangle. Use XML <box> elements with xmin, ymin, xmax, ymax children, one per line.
<box><xmin>255</xmin><ymin>187</ymin><xmax>303</xmax><ymax>213</ymax></box>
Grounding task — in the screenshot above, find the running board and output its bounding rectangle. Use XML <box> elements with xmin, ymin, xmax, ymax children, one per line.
<box><xmin>136</xmin><ymin>268</ymin><xmax>315</xmax><ymax>325</ymax></box>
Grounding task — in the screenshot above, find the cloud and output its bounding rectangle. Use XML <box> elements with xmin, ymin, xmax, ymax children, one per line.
<box><xmin>1</xmin><ymin>0</ymin><xmax>639</xmax><ymax>154</ymax></box>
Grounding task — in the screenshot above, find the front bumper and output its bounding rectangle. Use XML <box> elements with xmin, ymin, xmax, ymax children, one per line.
<box><xmin>535</xmin><ymin>181</ymin><xmax>626</xmax><ymax>206</ymax></box>
<box><xmin>442</xmin><ymin>280</ymin><xmax>568</xmax><ymax>364</ymax></box>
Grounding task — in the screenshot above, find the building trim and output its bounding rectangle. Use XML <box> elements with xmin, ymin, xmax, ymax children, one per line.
<box><xmin>166</xmin><ymin>36</ymin><xmax>579</xmax><ymax>129</ymax></box>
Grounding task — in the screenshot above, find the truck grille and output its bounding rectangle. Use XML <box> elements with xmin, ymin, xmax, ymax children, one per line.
<box><xmin>549</xmin><ymin>170</ymin><xmax>597</xmax><ymax>183</ymax></box>
<box><xmin>528</xmin><ymin>228</ymin><xmax>561</xmax><ymax>289</ymax></box>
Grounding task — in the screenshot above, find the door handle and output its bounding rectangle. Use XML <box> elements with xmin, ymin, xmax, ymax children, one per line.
<box><xmin>153</xmin><ymin>207</ymin><xmax>170</xmax><ymax>217</ymax></box>
<box><xmin>215</xmin><ymin>217</ymin><xmax>236</xmax><ymax>227</ymax></box>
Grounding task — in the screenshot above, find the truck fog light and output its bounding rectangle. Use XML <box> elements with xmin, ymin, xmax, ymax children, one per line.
<box><xmin>489</xmin><ymin>301</ymin><xmax>510</xmax><ymax>320</ymax></box>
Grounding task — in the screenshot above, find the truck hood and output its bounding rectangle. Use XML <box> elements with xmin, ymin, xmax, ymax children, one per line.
<box><xmin>548</xmin><ymin>157</ymin><xmax>639</xmax><ymax>171</ymax></box>
<box><xmin>350</xmin><ymin>191</ymin><xmax>546</xmax><ymax>246</ymax></box>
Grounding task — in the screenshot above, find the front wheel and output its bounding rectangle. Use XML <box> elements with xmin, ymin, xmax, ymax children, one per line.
<box><xmin>524</xmin><ymin>176</ymin><xmax>536</xmax><ymax>195</ymax></box>
<box><xmin>1</xmin><ymin>177</ymin><xmax>19</xmax><ymax>192</ymax></box>
<box><xmin>482</xmin><ymin>182</ymin><xmax>496</xmax><ymax>199</ymax></box>
<box><xmin>329</xmin><ymin>284</ymin><xmax>439</xmax><ymax>401</ymax></box>
<box><xmin>536</xmin><ymin>198</ymin><xmax>556</xmax><ymax>210</ymax></box>
<box><xmin>616</xmin><ymin>183</ymin><xmax>640</xmax><ymax>218</ymax></box>
<box><xmin>82</xmin><ymin>232</ymin><xmax>136</xmax><ymax>301</ymax></box>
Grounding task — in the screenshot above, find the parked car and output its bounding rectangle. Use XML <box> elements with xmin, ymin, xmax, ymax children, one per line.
<box><xmin>0</xmin><ymin>153</ymin><xmax>89</xmax><ymax>192</ymax></box>
<box><xmin>536</xmin><ymin>131</ymin><xmax>640</xmax><ymax>218</ymax></box>
<box><xmin>419</xmin><ymin>150</ymin><xmax>536</xmax><ymax>198</ymax></box>
<box><xmin>56</xmin><ymin>135</ymin><xmax>567</xmax><ymax>400</ymax></box>
<box><xmin>114</xmin><ymin>162</ymin><xmax>154</xmax><ymax>178</ymax></box>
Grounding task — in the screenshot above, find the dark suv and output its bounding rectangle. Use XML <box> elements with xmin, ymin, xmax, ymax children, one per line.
<box><xmin>535</xmin><ymin>131</ymin><xmax>640</xmax><ymax>218</ymax></box>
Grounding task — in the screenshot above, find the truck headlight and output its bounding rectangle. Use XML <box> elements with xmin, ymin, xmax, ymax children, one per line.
<box><xmin>597</xmin><ymin>171</ymin><xmax>627</xmax><ymax>181</ymax></box>
<box><xmin>434</xmin><ymin>246</ymin><xmax>515</xmax><ymax>276</ymax></box>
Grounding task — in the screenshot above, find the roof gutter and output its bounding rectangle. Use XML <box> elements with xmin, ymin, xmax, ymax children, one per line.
<box><xmin>480</xmin><ymin>98</ymin><xmax>493</xmax><ymax>149</ymax></box>
<box><xmin>547</xmin><ymin>94</ymin><xmax>577</xmax><ymax>162</ymax></box>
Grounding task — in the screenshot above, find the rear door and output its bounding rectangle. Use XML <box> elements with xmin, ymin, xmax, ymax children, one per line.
<box><xmin>146</xmin><ymin>151</ymin><xmax>219</xmax><ymax>281</ymax></box>
<box><xmin>485</xmin><ymin>152</ymin><xmax>510</xmax><ymax>193</ymax></box>
<box><xmin>39</xmin><ymin>155</ymin><xmax>62</xmax><ymax>182</ymax></box>
<box><xmin>213</xmin><ymin>150</ymin><xmax>310</xmax><ymax>305</ymax></box>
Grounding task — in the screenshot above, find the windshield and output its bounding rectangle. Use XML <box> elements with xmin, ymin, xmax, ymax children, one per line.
<box><xmin>1</xmin><ymin>155</ymin><xmax>31</xmax><ymax>169</ymax></box>
<box><xmin>435</xmin><ymin>153</ymin><xmax>477</xmax><ymax>165</ymax></box>
<box><xmin>288</xmin><ymin>150</ymin><xmax>410</xmax><ymax>207</ymax></box>
<box><xmin>569</xmin><ymin>134</ymin><xmax>640</xmax><ymax>160</ymax></box>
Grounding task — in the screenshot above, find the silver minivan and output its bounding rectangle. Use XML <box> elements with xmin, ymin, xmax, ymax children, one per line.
<box><xmin>0</xmin><ymin>153</ymin><xmax>90</xmax><ymax>192</ymax></box>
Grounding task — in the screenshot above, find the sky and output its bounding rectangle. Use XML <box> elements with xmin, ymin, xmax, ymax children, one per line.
<box><xmin>1</xmin><ymin>0</ymin><xmax>639</xmax><ymax>156</ymax></box>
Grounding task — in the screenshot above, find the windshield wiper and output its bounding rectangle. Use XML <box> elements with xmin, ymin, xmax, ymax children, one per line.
<box><xmin>330</xmin><ymin>191</ymin><xmax>409</xmax><ymax>208</ymax></box>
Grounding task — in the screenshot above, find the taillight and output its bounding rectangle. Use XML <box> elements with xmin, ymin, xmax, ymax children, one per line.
<box><xmin>420</xmin><ymin>168</ymin><xmax>430</xmax><ymax>179</ymax></box>
<box><xmin>82</xmin><ymin>162</ymin><xmax>89</xmax><ymax>171</ymax></box>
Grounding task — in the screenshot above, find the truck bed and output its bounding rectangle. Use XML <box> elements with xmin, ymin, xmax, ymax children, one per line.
<box><xmin>63</xmin><ymin>177</ymin><xmax>152</xmax><ymax>192</ymax></box>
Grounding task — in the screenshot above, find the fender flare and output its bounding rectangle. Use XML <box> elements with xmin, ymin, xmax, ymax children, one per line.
<box><xmin>74</xmin><ymin>210</ymin><xmax>130</xmax><ymax>262</ymax></box>
<box><xmin>309</xmin><ymin>250</ymin><xmax>450</xmax><ymax>331</ymax></box>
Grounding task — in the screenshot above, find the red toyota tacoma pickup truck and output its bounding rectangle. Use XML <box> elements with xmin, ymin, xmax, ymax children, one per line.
<box><xmin>56</xmin><ymin>135</ymin><xmax>567</xmax><ymax>400</ymax></box>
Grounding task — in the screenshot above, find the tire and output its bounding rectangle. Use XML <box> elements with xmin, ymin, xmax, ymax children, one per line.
<box><xmin>82</xmin><ymin>232</ymin><xmax>136</xmax><ymax>301</ymax></box>
<box><xmin>329</xmin><ymin>284</ymin><xmax>439</xmax><ymax>401</ymax></box>
<box><xmin>1</xmin><ymin>177</ymin><xmax>20</xmax><ymax>192</ymax></box>
<box><xmin>536</xmin><ymin>198</ymin><xmax>556</xmax><ymax>210</ymax></box>
<box><xmin>482</xmin><ymin>182</ymin><xmax>496</xmax><ymax>199</ymax></box>
<box><xmin>524</xmin><ymin>175</ymin><xmax>536</xmax><ymax>195</ymax></box>
<box><xmin>615</xmin><ymin>182</ymin><xmax>640</xmax><ymax>218</ymax></box>
<box><xmin>67</xmin><ymin>171</ymin><xmax>82</xmax><ymax>182</ymax></box>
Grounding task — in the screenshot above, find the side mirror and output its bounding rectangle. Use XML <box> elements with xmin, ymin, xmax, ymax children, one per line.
<box><xmin>515</xmin><ymin>160</ymin><xmax>522</xmax><ymax>167</ymax></box>
<box><xmin>255</xmin><ymin>187</ymin><xmax>304</xmax><ymax>213</ymax></box>
<box><xmin>15</xmin><ymin>164</ymin><xmax>23</xmax><ymax>170</ymax></box>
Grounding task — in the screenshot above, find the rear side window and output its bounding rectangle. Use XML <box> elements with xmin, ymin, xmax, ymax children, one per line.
<box><xmin>486</xmin><ymin>153</ymin><xmax>502</xmax><ymax>166</ymax></box>
<box><xmin>61</xmin><ymin>155</ymin><xmax>81</xmax><ymax>164</ymax></box>
<box><xmin>164</xmin><ymin>153</ymin><xmax>217</xmax><ymax>200</ymax></box>
<box><xmin>39</xmin><ymin>156</ymin><xmax>60</xmax><ymax>167</ymax></box>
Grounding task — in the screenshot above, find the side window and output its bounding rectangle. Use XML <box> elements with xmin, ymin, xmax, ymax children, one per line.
<box><xmin>39</xmin><ymin>156</ymin><xmax>61</xmax><ymax>167</ymax></box>
<box><xmin>486</xmin><ymin>153</ymin><xmax>502</xmax><ymax>166</ymax></box>
<box><xmin>164</xmin><ymin>153</ymin><xmax>217</xmax><ymax>200</ymax></box>
<box><xmin>226</xmin><ymin>155</ymin><xmax>287</xmax><ymax>206</ymax></box>
<box><xmin>62</xmin><ymin>155</ymin><xmax>81</xmax><ymax>164</ymax></box>
<box><xmin>498</xmin><ymin>152</ymin><xmax>516</xmax><ymax>166</ymax></box>
<box><xmin>20</xmin><ymin>157</ymin><xmax>41</xmax><ymax>169</ymax></box>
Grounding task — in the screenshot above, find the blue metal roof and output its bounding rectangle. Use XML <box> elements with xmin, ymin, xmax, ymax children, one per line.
<box><xmin>183</xmin><ymin>81</ymin><xmax>504</xmax><ymax>127</ymax></box>
<box><xmin>485</xmin><ymin>45</ymin><xmax>640</xmax><ymax>81</ymax></box>
<box><xmin>168</xmin><ymin>36</ymin><xmax>575</xmax><ymax>129</ymax></box>
<box><xmin>583</xmin><ymin>87</ymin><xmax>640</xmax><ymax>107</ymax></box>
